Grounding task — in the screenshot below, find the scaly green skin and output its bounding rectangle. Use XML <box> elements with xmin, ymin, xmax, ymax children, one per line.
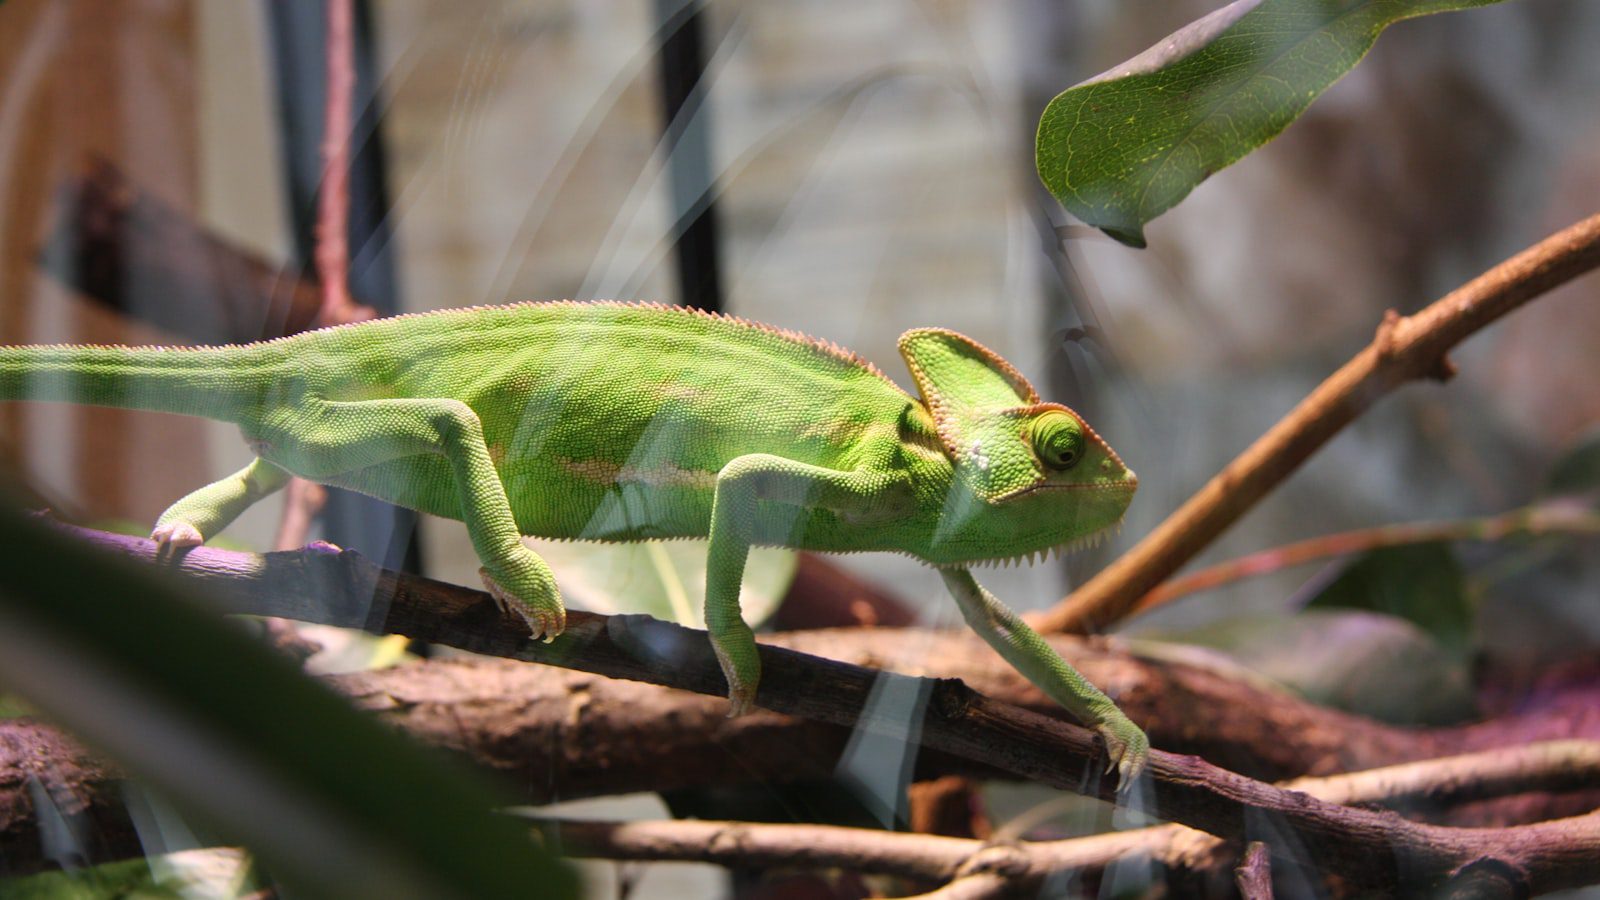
<box><xmin>0</xmin><ymin>301</ymin><xmax>1147</xmax><ymax>786</ymax></box>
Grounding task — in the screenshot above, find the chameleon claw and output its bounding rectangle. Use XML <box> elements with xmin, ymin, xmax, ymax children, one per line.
<box><xmin>725</xmin><ymin>686</ymin><xmax>757</xmax><ymax>718</ymax></box>
<box><xmin>1096</xmin><ymin>718</ymin><xmax>1150</xmax><ymax>796</ymax></box>
<box><xmin>150</xmin><ymin>521</ymin><xmax>204</xmax><ymax>561</ymax></box>
<box><xmin>479</xmin><ymin>567</ymin><xmax>566</xmax><ymax>641</ymax></box>
<box><xmin>151</xmin><ymin>521</ymin><xmax>205</xmax><ymax>549</ymax></box>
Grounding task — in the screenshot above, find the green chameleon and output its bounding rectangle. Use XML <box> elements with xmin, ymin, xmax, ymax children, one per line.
<box><xmin>0</xmin><ymin>301</ymin><xmax>1147</xmax><ymax>784</ymax></box>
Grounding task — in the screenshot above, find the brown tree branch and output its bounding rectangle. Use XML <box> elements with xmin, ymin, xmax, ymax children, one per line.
<box><xmin>30</xmin><ymin>522</ymin><xmax>1600</xmax><ymax>894</ymax></box>
<box><xmin>40</xmin><ymin>160</ymin><xmax>322</xmax><ymax>343</ymax></box>
<box><xmin>6</xmin><ymin>649</ymin><xmax>1594</xmax><ymax>876</ymax></box>
<box><xmin>1036</xmin><ymin>213</ymin><xmax>1600</xmax><ymax>634</ymax></box>
<box><xmin>6</xmin><ymin>637</ymin><xmax>1599</xmax><ymax>884</ymax></box>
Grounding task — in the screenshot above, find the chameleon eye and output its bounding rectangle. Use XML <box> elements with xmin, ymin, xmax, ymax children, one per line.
<box><xmin>1030</xmin><ymin>412</ymin><xmax>1084</xmax><ymax>471</ymax></box>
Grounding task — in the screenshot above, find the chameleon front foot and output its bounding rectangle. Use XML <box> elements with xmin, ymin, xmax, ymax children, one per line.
<box><xmin>479</xmin><ymin>550</ymin><xmax>566</xmax><ymax>642</ymax></box>
<box><xmin>1095</xmin><ymin>715</ymin><xmax>1150</xmax><ymax>793</ymax></box>
<box><xmin>150</xmin><ymin>521</ymin><xmax>205</xmax><ymax>562</ymax></box>
<box><xmin>709</xmin><ymin>626</ymin><xmax>761</xmax><ymax>718</ymax></box>
<box><xmin>150</xmin><ymin>521</ymin><xmax>205</xmax><ymax>549</ymax></box>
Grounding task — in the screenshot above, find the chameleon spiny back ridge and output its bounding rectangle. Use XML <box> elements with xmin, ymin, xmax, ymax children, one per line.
<box><xmin>0</xmin><ymin>300</ymin><xmax>1150</xmax><ymax>790</ymax></box>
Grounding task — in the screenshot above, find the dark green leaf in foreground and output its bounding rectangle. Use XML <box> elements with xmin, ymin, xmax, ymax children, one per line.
<box><xmin>0</xmin><ymin>504</ymin><xmax>578</xmax><ymax>900</ymax></box>
<box><xmin>1036</xmin><ymin>0</ymin><xmax>1508</xmax><ymax>247</ymax></box>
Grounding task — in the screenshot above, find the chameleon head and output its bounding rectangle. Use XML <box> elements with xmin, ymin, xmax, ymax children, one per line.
<box><xmin>897</xmin><ymin>328</ymin><xmax>1137</xmax><ymax>565</ymax></box>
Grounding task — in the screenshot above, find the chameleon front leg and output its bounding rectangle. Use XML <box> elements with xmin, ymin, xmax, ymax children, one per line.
<box><xmin>939</xmin><ymin>568</ymin><xmax>1148</xmax><ymax>791</ymax></box>
<box><xmin>270</xmin><ymin>398</ymin><xmax>564</xmax><ymax>639</ymax></box>
<box><xmin>151</xmin><ymin>457</ymin><xmax>291</xmax><ymax>551</ymax></box>
<box><xmin>707</xmin><ymin>454</ymin><xmax>907</xmax><ymax>716</ymax></box>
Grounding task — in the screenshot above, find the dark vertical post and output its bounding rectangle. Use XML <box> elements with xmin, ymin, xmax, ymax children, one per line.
<box><xmin>265</xmin><ymin>1</ymin><xmax>421</xmax><ymax>575</ymax></box>
<box><xmin>653</xmin><ymin>0</ymin><xmax>724</xmax><ymax>312</ymax></box>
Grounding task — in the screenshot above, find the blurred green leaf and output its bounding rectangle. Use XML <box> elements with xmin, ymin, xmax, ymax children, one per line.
<box><xmin>1036</xmin><ymin>0</ymin><xmax>1507</xmax><ymax>247</ymax></box>
<box><xmin>0</xmin><ymin>849</ymin><xmax>248</xmax><ymax>899</ymax></box>
<box><xmin>1543</xmin><ymin>426</ymin><xmax>1600</xmax><ymax>500</ymax></box>
<box><xmin>1169</xmin><ymin>610</ymin><xmax>1473</xmax><ymax>724</ymax></box>
<box><xmin>0</xmin><ymin>504</ymin><xmax>578</xmax><ymax>900</ymax></box>
<box><xmin>530</xmin><ymin>537</ymin><xmax>796</xmax><ymax>629</ymax></box>
<box><xmin>1307</xmin><ymin>543</ymin><xmax>1475</xmax><ymax>657</ymax></box>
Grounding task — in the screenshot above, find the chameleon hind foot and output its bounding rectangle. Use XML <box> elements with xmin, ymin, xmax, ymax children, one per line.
<box><xmin>722</xmin><ymin>678</ymin><xmax>757</xmax><ymax>718</ymax></box>
<box><xmin>479</xmin><ymin>555</ymin><xmax>566</xmax><ymax>642</ymax></box>
<box><xmin>708</xmin><ymin>627</ymin><xmax>761</xmax><ymax>718</ymax></box>
<box><xmin>1096</xmin><ymin>716</ymin><xmax>1150</xmax><ymax>794</ymax></box>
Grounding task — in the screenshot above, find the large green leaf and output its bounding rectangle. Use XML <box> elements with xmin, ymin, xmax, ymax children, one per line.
<box><xmin>1036</xmin><ymin>0</ymin><xmax>1507</xmax><ymax>247</ymax></box>
<box><xmin>0</xmin><ymin>503</ymin><xmax>578</xmax><ymax>900</ymax></box>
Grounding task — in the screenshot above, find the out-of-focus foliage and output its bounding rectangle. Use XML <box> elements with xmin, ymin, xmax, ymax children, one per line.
<box><xmin>1308</xmin><ymin>543</ymin><xmax>1475</xmax><ymax>658</ymax></box>
<box><xmin>0</xmin><ymin>503</ymin><xmax>578</xmax><ymax>900</ymax></box>
<box><xmin>1160</xmin><ymin>609</ymin><xmax>1474</xmax><ymax>724</ymax></box>
<box><xmin>0</xmin><ymin>850</ymin><xmax>246</xmax><ymax>899</ymax></box>
<box><xmin>529</xmin><ymin>537</ymin><xmax>796</xmax><ymax>628</ymax></box>
<box><xmin>1544</xmin><ymin>427</ymin><xmax>1600</xmax><ymax>500</ymax></box>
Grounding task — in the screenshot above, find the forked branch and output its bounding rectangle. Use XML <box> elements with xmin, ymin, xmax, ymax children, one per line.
<box><xmin>1038</xmin><ymin>212</ymin><xmax>1600</xmax><ymax>634</ymax></box>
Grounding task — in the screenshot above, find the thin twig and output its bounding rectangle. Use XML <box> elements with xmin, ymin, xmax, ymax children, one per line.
<box><xmin>1036</xmin><ymin>213</ymin><xmax>1600</xmax><ymax>634</ymax></box>
<box><xmin>279</xmin><ymin>0</ymin><xmax>372</xmax><ymax>552</ymax></box>
<box><xmin>315</xmin><ymin>0</ymin><xmax>355</xmax><ymax>324</ymax></box>
<box><xmin>47</xmin><ymin>523</ymin><xmax>1600</xmax><ymax>895</ymax></box>
<box><xmin>1130</xmin><ymin>500</ymin><xmax>1600</xmax><ymax>617</ymax></box>
<box><xmin>1235</xmin><ymin>842</ymin><xmax>1272</xmax><ymax>899</ymax></box>
<box><xmin>1281</xmin><ymin>740</ymin><xmax>1600</xmax><ymax>809</ymax></box>
<box><xmin>272</xmin><ymin>478</ymin><xmax>328</xmax><ymax>552</ymax></box>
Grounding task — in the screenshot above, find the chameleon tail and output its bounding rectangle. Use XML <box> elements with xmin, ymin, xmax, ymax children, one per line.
<box><xmin>0</xmin><ymin>342</ymin><xmax>277</xmax><ymax>424</ymax></box>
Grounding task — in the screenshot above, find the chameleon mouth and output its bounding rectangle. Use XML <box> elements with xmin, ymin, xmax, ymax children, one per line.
<box><xmin>963</xmin><ymin>517</ymin><xmax>1125</xmax><ymax>569</ymax></box>
<box><xmin>992</xmin><ymin>475</ymin><xmax>1138</xmax><ymax>503</ymax></box>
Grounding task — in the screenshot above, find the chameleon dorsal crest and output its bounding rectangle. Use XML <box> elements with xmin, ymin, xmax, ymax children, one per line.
<box><xmin>897</xmin><ymin>328</ymin><xmax>1049</xmax><ymax>501</ymax></box>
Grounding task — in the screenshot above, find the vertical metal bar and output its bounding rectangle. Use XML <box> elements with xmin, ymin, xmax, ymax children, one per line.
<box><xmin>653</xmin><ymin>0</ymin><xmax>724</xmax><ymax>313</ymax></box>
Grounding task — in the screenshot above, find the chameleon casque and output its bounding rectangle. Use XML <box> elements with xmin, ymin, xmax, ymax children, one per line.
<box><xmin>0</xmin><ymin>301</ymin><xmax>1148</xmax><ymax>783</ymax></box>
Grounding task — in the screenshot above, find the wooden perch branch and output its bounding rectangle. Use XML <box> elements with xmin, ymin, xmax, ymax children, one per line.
<box><xmin>35</xmin><ymin>523</ymin><xmax>1600</xmax><ymax>894</ymax></box>
<box><xmin>5</xmin><ymin>643</ymin><xmax>1595</xmax><ymax>874</ymax></box>
<box><xmin>1037</xmin><ymin>212</ymin><xmax>1600</xmax><ymax>634</ymax></box>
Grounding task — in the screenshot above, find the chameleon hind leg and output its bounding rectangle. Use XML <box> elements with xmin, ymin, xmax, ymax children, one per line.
<box><xmin>266</xmin><ymin>398</ymin><xmax>564</xmax><ymax>640</ymax></box>
<box><xmin>151</xmin><ymin>458</ymin><xmax>291</xmax><ymax>554</ymax></box>
<box><xmin>939</xmin><ymin>568</ymin><xmax>1148</xmax><ymax>792</ymax></box>
<box><xmin>707</xmin><ymin>454</ymin><xmax>909</xmax><ymax>715</ymax></box>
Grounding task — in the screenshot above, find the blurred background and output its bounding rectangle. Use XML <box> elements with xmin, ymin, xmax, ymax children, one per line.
<box><xmin>0</xmin><ymin>0</ymin><xmax>1596</xmax><ymax>896</ymax></box>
